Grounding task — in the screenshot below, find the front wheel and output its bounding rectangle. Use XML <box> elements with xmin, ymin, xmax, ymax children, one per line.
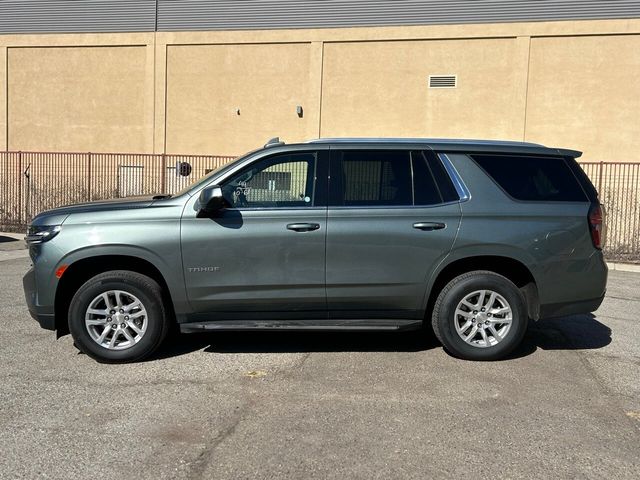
<box><xmin>431</xmin><ymin>271</ymin><xmax>528</xmax><ymax>361</ymax></box>
<box><xmin>68</xmin><ymin>270</ymin><xmax>170</xmax><ymax>363</ymax></box>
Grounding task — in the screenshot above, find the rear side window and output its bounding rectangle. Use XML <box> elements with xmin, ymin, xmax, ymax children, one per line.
<box><xmin>330</xmin><ymin>150</ymin><xmax>458</xmax><ymax>207</ymax></box>
<box><xmin>471</xmin><ymin>154</ymin><xmax>587</xmax><ymax>202</ymax></box>
<box><xmin>411</xmin><ymin>152</ymin><xmax>441</xmax><ymax>205</ymax></box>
<box><xmin>420</xmin><ymin>151</ymin><xmax>459</xmax><ymax>203</ymax></box>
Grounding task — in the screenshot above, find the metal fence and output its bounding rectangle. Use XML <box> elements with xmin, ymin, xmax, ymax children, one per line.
<box><xmin>0</xmin><ymin>151</ymin><xmax>236</xmax><ymax>232</ymax></box>
<box><xmin>580</xmin><ymin>162</ymin><xmax>640</xmax><ymax>262</ymax></box>
<box><xmin>1</xmin><ymin>152</ymin><xmax>639</xmax><ymax>261</ymax></box>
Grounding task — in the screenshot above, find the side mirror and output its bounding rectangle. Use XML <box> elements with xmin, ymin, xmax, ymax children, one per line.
<box><xmin>198</xmin><ymin>185</ymin><xmax>225</xmax><ymax>216</ymax></box>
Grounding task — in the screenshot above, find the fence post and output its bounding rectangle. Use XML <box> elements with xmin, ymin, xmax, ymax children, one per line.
<box><xmin>87</xmin><ymin>152</ymin><xmax>92</xmax><ymax>201</ymax></box>
<box><xmin>17</xmin><ymin>151</ymin><xmax>22</xmax><ymax>226</ymax></box>
<box><xmin>597</xmin><ymin>161</ymin><xmax>604</xmax><ymax>194</ymax></box>
<box><xmin>161</xmin><ymin>152</ymin><xmax>166</xmax><ymax>193</ymax></box>
<box><xmin>1</xmin><ymin>152</ymin><xmax>6</xmax><ymax>226</ymax></box>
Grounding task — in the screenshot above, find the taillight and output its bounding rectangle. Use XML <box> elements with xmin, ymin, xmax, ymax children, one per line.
<box><xmin>588</xmin><ymin>204</ymin><xmax>605</xmax><ymax>249</ymax></box>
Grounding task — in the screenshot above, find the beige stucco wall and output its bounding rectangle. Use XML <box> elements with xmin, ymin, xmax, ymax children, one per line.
<box><xmin>0</xmin><ymin>19</ymin><xmax>639</xmax><ymax>161</ymax></box>
<box><xmin>526</xmin><ymin>34</ymin><xmax>640</xmax><ymax>162</ymax></box>
<box><xmin>321</xmin><ymin>38</ymin><xmax>525</xmax><ymax>140</ymax></box>
<box><xmin>165</xmin><ymin>42</ymin><xmax>317</xmax><ymax>155</ymax></box>
<box><xmin>7</xmin><ymin>45</ymin><xmax>149</xmax><ymax>152</ymax></box>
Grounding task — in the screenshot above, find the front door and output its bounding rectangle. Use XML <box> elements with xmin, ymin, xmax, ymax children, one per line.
<box><xmin>326</xmin><ymin>149</ymin><xmax>461</xmax><ymax>319</ymax></box>
<box><xmin>181</xmin><ymin>149</ymin><xmax>328</xmax><ymax>320</ymax></box>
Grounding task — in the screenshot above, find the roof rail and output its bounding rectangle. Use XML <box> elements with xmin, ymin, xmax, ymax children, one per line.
<box><xmin>264</xmin><ymin>137</ymin><xmax>285</xmax><ymax>148</ymax></box>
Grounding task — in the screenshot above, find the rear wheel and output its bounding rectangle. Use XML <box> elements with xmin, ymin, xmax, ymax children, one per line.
<box><xmin>68</xmin><ymin>270</ymin><xmax>169</xmax><ymax>363</ymax></box>
<box><xmin>432</xmin><ymin>270</ymin><xmax>528</xmax><ymax>361</ymax></box>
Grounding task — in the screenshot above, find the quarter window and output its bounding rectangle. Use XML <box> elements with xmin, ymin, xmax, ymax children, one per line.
<box><xmin>222</xmin><ymin>152</ymin><xmax>317</xmax><ymax>208</ymax></box>
<box><xmin>471</xmin><ymin>154</ymin><xmax>587</xmax><ymax>202</ymax></box>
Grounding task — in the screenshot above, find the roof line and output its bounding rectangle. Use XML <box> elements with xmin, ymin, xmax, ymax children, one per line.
<box><xmin>300</xmin><ymin>137</ymin><xmax>580</xmax><ymax>157</ymax></box>
<box><xmin>307</xmin><ymin>137</ymin><xmax>545</xmax><ymax>147</ymax></box>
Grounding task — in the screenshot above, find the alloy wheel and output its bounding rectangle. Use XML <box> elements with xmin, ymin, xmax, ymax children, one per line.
<box><xmin>453</xmin><ymin>289</ymin><xmax>513</xmax><ymax>348</ymax></box>
<box><xmin>84</xmin><ymin>290</ymin><xmax>148</xmax><ymax>350</ymax></box>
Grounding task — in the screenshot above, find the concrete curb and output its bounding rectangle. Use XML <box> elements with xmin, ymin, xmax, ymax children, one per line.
<box><xmin>607</xmin><ymin>262</ymin><xmax>640</xmax><ymax>273</ymax></box>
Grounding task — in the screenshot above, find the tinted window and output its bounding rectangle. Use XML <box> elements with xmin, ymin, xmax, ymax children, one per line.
<box><xmin>222</xmin><ymin>152</ymin><xmax>317</xmax><ymax>208</ymax></box>
<box><xmin>415</xmin><ymin>151</ymin><xmax>460</xmax><ymax>204</ymax></box>
<box><xmin>471</xmin><ymin>154</ymin><xmax>587</xmax><ymax>202</ymax></box>
<box><xmin>411</xmin><ymin>151</ymin><xmax>441</xmax><ymax>206</ymax></box>
<box><xmin>429</xmin><ymin>153</ymin><xmax>460</xmax><ymax>203</ymax></box>
<box><xmin>565</xmin><ymin>156</ymin><xmax>599</xmax><ymax>202</ymax></box>
<box><xmin>330</xmin><ymin>150</ymin><xmax>449</xmax><ymax>207</ymax></box>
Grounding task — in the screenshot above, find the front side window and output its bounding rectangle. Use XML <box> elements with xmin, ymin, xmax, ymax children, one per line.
<box><xmin>330</xmin><ymin>150</ymin><xmax>457</xmax><ymax>207</ymax></box>
<box><xmin>221</xmin><ymin>152</ymin><xmax>318</xmax><ymax>208</ymax></box>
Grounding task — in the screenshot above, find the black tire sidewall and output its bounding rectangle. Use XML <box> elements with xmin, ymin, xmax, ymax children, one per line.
<box><xmin>436</xmin><ymin>273</ymin><xmax>527</xmax><ymax>361</ymax></box>
<box><xmin>68</xmin><ymin>273</ymin><xmax>165</xmax><ymax>363</ymax></box>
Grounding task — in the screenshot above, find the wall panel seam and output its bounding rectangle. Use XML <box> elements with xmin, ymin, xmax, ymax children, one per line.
<box><xmin>2</xmin><ymin>46</ymin><xmax>7</xmax><ymax>151</ymax></box>
<box><xmin>317</xmin><ymin>42</ymin><xmax>325</xmax><ymax>139</ymax></box>
<box><xmin>522</xmin><ymin>36</ymin><xmax>532</xmax><ymax>141</ymax></box>
<box><xmin>162</xmin><ymin>42</ymin><xmax>168</xmax><ymax>155</ymax></box>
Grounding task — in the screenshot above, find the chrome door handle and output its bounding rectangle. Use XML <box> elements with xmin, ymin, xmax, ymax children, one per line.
<box><xmin>287</xmin><ymin>223</ymin><xmax>320</xmax><ymax>232</ymax></box>
<box><xmin>413</xmin><ymin>222</ymin><xmax>446</xmax><ymax>231</ymax></box>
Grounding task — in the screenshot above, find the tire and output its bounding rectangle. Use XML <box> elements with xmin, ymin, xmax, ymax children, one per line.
<box><xmin>431</xmin><ymin>270</ymin><xmax>528</xmax><ymax>361</ymax></box>
<box><xmin>68</xmin><ymin>270</ymin><xmax>170</xmax><ymax>363</ymax></box>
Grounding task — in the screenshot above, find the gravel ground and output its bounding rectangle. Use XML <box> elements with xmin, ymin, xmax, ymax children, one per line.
<box><xmin>0</xmin><ymin>256</ymin><xmax>638</xmax><ymax>479</ymax></box>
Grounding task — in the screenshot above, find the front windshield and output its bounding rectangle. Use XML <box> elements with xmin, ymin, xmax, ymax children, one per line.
<box><xmin>172</xmin><ymin>149</ymin><xmax>259</xmax><ymax>197</ymax></box>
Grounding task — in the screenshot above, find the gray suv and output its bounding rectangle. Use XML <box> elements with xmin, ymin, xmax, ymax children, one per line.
<box><xmin>23</xmin><ymin>138</ymin><xmax>607</xmax><ymax>363</ymax></box>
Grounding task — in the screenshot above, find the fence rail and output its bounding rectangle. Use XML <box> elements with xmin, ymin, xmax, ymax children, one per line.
<box><xmin>0</xmin><ymin>151</ymin><xmax>235</xmax><ymax>231</ymax></box>
<box><xmin>1</xmin><ymin>152</ymin><xmax>639</xmax><ymax>261</ymax></box>
<box><xmin>580</xmin><ymin>162</ymin><xmax>640</xmax><ymax>262</ymax></box>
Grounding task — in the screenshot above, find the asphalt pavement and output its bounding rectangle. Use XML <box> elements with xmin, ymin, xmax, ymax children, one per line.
<box><xmin>0</xmin><ymin>255</ymin><xmax>638</xmax><ymax>479</ymax></box>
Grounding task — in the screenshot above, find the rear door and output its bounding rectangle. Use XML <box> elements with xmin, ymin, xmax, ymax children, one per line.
<box><xmin>326</xmin><ymin>148</ymin><xmax>462</xmax><ymax>319</ymax></box>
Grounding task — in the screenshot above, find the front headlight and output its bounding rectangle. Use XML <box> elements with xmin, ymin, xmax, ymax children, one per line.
<box><xmin>25</xmin><ymin>225</ymin><xmax>61</xmax><ymax>245</ymax></box>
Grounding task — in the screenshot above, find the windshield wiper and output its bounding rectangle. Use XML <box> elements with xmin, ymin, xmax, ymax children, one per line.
<box><xmin>152</xmin><ymin>194</ymin><xmax>172</xmax><ymax>200</ymax></box>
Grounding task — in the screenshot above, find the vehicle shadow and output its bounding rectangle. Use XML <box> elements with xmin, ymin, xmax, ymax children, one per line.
<box><xmin>152</xmin><ymin>328</ymin><xmax>441</xmax><ymax>360</ymax></box>
<box><xmin>506</xmin><ymin>313</ymin><xmax>612</xmax><ymax>360</ymax></box>
<box><xmin>0</xmin><ymin>235</ymin><xmax>16</xmax><ymax>243</ymax></box>
<box><xmin>150</xmin><ymin>313</ymin><xmax>612</xmax><ymax>361</ymax></box>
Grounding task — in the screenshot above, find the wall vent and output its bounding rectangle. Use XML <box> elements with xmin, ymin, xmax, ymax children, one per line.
<box><xmin>429</xmin><ymin>75</ymin><xmax>457</xmax><ymax>88</ymax></box>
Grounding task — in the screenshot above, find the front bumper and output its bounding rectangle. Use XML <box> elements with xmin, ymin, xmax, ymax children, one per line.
<box><xmin>23</xmin><ymin>266</ymin><xmax>56</xmax><ymax>331</ymax></box>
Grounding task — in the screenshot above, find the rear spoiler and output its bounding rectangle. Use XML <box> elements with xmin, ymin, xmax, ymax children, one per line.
<box><xmin>555</xmin><ymin>148</ymin><xmax>582</xmax><ymax>158</ymax></box>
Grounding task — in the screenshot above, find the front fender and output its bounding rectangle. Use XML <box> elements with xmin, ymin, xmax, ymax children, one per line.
<box><xmin>34</xmin><ymin>215</ymin><xmax>188</xmax><ymax>317</ymax></box>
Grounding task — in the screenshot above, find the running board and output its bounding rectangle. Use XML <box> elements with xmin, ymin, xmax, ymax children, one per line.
<box><xmin>179</xmin><ymin>319</ymin><xmax>423</xmax><ymax>333</ymax></box>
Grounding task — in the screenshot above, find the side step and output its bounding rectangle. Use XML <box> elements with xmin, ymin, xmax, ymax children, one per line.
<box><xmin>179</xmin><ymin>319</ymin><xmax>423</xmax><ymax>333</ymax></box>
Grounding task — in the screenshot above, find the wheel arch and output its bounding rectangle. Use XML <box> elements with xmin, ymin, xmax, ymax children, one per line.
<box><xmin>54</xmin><ymin>255</ymin><xmax>176</xmax><ymax>336</ymax></box>
<box><xmin>425</xmin><ymin>255</ymin><xmax>540</xmax><ymax>323</ymax></box>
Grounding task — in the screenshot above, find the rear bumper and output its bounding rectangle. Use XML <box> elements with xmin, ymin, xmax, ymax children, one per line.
<box><xmin>28</xmin><ymin>310</ymin><xmax>56</xmax><ymax>330</ymax></box>
<box><xmin>23</xmin><ymin>266</ymin><xmax>56</xmax><ymax>331</ymax></box>
<box><xmin>539</xmin><ymin>293</ymin><xmax>606</xmax><ymax>319</ymax></box>
<box><xmin>536</xmin><ymin>249</ymin><xmax>608</xmax><ymax>319</ymax></box>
